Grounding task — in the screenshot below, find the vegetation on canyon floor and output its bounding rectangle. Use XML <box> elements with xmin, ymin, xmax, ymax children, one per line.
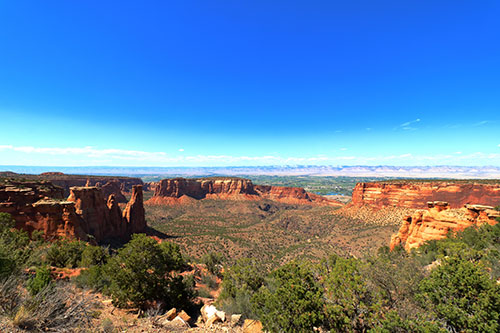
<box><xmin>1</xmin><ymin>209</ymin><xmax>499</xmax><ymax>332</ymax></box>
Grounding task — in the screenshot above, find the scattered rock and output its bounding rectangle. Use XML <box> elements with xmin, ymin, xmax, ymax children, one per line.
<box><xmin>243</xmin><ymin>319</ymin><xmax>263</xmax><ymax>333</ymax></box>
<box><xmin>231</xmin><ymin>314</ymin><xmax>243</xmax><ymax>326</ymax></box>
<box><xmin>177</xmin><ymin>310</ymin><xmax>191</xmax><ymax>324</ymax></box>
<box><xmin>161</xmin><ymin>316</ymin><xmax>189</xmax><ymax>329</ymax></box>
<box><xmin>164</xmin><ymin>307</ymin><xmax>177</xmax><ymax>321</ymax></box>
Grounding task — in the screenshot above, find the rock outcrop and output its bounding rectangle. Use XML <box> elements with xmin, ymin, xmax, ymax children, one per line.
<box><xmin>0</xmin><ymin>171</ymin><xmax>143</xmax><ymax>196</ymax></box>
<box><xmin>390</xmin><ymin>201</ymin><xmax>500</xmax><ymax>251</ymax></box>
<box><xmin>0</xmin><ymin>179</ymin><xmax>147</xmax><ymax>242</ymax></box>
<box><xmin>352</xmin><ymin>181</ymin><xmax>500</xmax><ymax>209</ymax></box>
<box><xmin>101</xmin><ymin>180</ymin><xmax>127</xmax><ymax>203</ymax></box>
<box><xmin>123</xmin><ymin>185</ymin><xmax>147</xmax><ymax>234</ymax></box>
<box><xmin>146</xmin><ymin>177</ymin><xmax>342</xmax><ymax>206</ymax></box>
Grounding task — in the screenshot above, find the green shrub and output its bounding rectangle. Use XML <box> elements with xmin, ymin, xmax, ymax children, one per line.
<box><xmin>201</xmin><ymin>252</ymin><xmax>224</xmax><ymax>276</ymax></box>
<box><xmin>105</xmin><ymin>234</ymin><xmax>193</xmax><ymax>310</ymax></box>
<box><xmin>159</xmin><ymin>241</ymin><xmax>185</xmax><ymax>271</ymax></box>
<box><xmin>27</xmin><ymin>266</ymin><xmax>53</xmax><ymax>296</ymax></box>
<box><xmin>418</xmin><ymin>256</ymin><xmax>500</xmax><ymax>332</ymax></box>
<box><xmin>75</xmin><ymin>265</ymin><xmax>110</xmax><ymax>292</ymax></box>
<box><xmin>46</xmin><ymin>240</ymin><xmax>86</xmax><ymax>268</ymax></box>
<box><xmin>79</xmin><ymin>245</ymin><xmax>108</xmax><ymax>267</ymax></box>
<box><xmin>320</xmin><ymin>255</ymin><xmax>383</xmax><ymax>331</ymax></box>
<box><xmin>217</xmin><ymin>258</ymin><xmax>265</xmax><ymax>317</ymax></box>
<box><xmin>251</xmin><ymin>261</ymin><xmax>324</xmax><ymax>332</ymax></box>
<box><xmin>0</xmin><ymin>213</ymin><xmax>32</xmax><ymax>266</ymax></box>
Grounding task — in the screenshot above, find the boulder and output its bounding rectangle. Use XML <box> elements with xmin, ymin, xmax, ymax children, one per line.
<box><xmin>243</xmin><ymin>319</ymin><xmax>263</xmax><ymax>333</ymax></box>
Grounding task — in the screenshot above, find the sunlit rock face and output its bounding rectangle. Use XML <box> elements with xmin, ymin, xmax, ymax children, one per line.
<box><xmin>390</xmin><ymin>201</ymin><xmax>499</xmax><ymax>251</ymax></box>
<box><xmin>0</xmin><ymin>180</ymin><xmax>146</xmax><ymax>243</ymax></box>
<box><xmin>147</xmin><ymin>177</ymin><xmax>342</xmax><ymax>206</ymax></box>
<box><xmin>352</xmin><ymin>181</ymin><xmax>500</xmax><ymax>209</ymax></box>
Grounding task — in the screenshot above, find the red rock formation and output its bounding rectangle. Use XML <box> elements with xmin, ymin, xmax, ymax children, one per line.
<box><xmin>0</xmin><ymin>182</ymin><xmax>87</xmax><ymax>240</ymax></box>
<box><xmin>123</xmin><ymin>185</ymin><xmax>146</xmax><ymax>233</ymax></box>
<box><xmin>0</xmin><ymin>180</ymin><xmax>147</xmax><ymax>243</ymax></box>
<box><xmin>147</xmin><ymin>178</ymin><xmax>342</xmax><ymax>206</ymax></box>
<box><xmin>101</xmin><ymin>180</ymin><xmax>127</xmax><ymax>203</ymax></box>
<box><xmin>352</xmin><ymin>181</ymin><xmax>500</xmax><ymax>209</ymax></box>
<box><xmin>390</xmin><ymin>201</ymin><xmax>500</xmax><ymax>251</ymax></box>
<box><xmin>2</xmin><ymin>171</ymin><xmax>143</xmax><ymax>196</ymax></box>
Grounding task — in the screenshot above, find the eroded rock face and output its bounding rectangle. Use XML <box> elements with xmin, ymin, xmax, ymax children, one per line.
<box><xmin>147</xmin><ymin>178</ymin><xmax>342</xmax><ymax>206</ymax></box>
<box><xmin>352</xmin><ymin>182</ymin><xmax>500</xmax><ymax>209</ymax></box>
<box><xmin>390</xmin><ymin>201</ymin><xmax>500</xmax><ymax>251</ymax></box>
<box><xmin>101</xmin><ymin>180</ymin><xmax>127</xmax><ymax>203</ymax></box>
<box><xmin>0</xmin><ymin>180</ymin><xmax>147</xmax><ymax>242</ymax></box>
<box><xmin>2</xmin><ymin>171</ymin><xmax>143</xmax><ymax>196</ymax></box>
<box><xmin>0</xmin><ymin>182</ymin><xmax>87</xmax><ymax>240</ymax></box>
<box><xmin>123</xmin><ymin>185</ymin><xmax>147</xmax><ymax>234</ymax></box>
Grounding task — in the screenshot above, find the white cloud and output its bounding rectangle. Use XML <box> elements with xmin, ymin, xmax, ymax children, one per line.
<box><xmin>1</xmin><ymin>144</ymin><xmax>500</xmax><ymax>166</ymax></box>
<box><xmin>178</xmin><ymin>149</ymin><xmax>184</xmax><ymax>152</ymax></box>
<box><xmin>395</xmin><ymin>118</ymin><xmax>421</xmax><ymax>131</ymax></box>
<box><xmin>473</xmin><ymin>120</ymin><xmax>489</xmax><ymax>127</ymax></box>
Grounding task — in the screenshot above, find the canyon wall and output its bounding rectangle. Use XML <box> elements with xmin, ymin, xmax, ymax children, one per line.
<box><xmin>0</xmin><ymin>180</ymin><xmax>146</xmax><ymax>242</ymax></box>
<box><xmin>352</xmin><ymin>181</ymin><xmax>500</xmax><ymax>209</ymax></box>
<box><xmin>147</xmin><ymin>177</ymin><xmax>342</xmax><ymax>206</ymax></box>
<box><xmin>390</xmin><ymin>201</ymin><xmax>500</xmax><ymax>251</ymax></box>
<box><xmin>0</xmin><ymin>171</ymin><xmax>143</xmax><ymax>196</ymax></box>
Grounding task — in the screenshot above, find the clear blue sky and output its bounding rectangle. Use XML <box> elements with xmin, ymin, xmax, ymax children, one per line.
<box><xmin>0</xmin><ymin>1</ymin><xmax>499</xmax><ymax>166</ymax></box>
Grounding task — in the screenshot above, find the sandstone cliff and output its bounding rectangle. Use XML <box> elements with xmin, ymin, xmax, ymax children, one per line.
<box><xmin>147</xmin><ymin>177</ymin><xmax>342</xmax><ymax>206</ymax></box>
<box><xmin>0</xmin><ymin>179</ymin><xmax>147</xmax><ymax>242</ymax></box>
<box><xmin>1</xmin><ymin>171</ymin><xmax>143</xmax><ymax>196</ymax></box>
<box><xmin>123</xmin><ymin>185</ymin><xmax>147</xmax><ymax>233</ymax></box>
<box><xmin>352</xmin><ymin>181</ymin><xmax>500</xmax><ymax>209</ymax></box>
<box><xmin>390</xmin><ymin>201</ymin><xmax>500</xmax><ymax>251</ymax></box>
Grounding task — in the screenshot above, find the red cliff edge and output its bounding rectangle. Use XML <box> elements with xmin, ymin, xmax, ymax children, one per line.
<box><xmin>0</xmin><ymin>180</ymin><xmax>146</xmax><ymax>243</ymax></box>
<box><xmin>146</xmin><ymin>178</ymin><xmax>342</xmax><ymax>207</ymax></box>
<box><xmin>352</xmin><ymin>181</ymin><xmax>500</xmax><ymax>209</ymax></box>
<box><xmin>390</xmin><ymin>201</ymin><xmax>499</xmax><ymax>251</ymax></box>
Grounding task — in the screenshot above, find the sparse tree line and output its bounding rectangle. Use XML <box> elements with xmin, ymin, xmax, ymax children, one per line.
<box><xmin>0</xmin><ymin>211</ymin><xmax>499</xmax><ymax>332</ymax></box>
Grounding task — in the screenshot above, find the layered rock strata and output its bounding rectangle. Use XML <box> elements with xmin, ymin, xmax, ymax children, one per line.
<box><xmin>390</xmin><ymin>201</ymin><xmax>499</xmax><ymax>251</ymax></box>
<box><xmin>147</xmin><ymin>177</ymin><xmax>342</xmax><ymax>206</ymax></box>
<box><xmin>0</xmin><ymin>181</ymin><xmax>146</xmax><ymax>242</ymax></box>
<box><xmin>352</xmin><ymin>181</ymin><xmax>500</xmax><ymax>209</ymax></box>
<box><xmin>0</xmin><ymin>171</ymin><xmax>143</xmax><ymax>196</ymax></box>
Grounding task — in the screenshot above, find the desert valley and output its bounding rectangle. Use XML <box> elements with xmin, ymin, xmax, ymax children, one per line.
<box><xmin>0</xmin><ymin>170</ymin><xmax>499</xmax><ymax>332</ymax></box>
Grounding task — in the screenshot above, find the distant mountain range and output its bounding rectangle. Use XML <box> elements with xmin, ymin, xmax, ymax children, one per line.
<box><xmin>1</xmin><ymin>165</ymin><xmax>500</xmax><ymax>179</ymax></box>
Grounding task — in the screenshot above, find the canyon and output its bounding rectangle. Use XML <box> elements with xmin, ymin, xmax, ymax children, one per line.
<box><xmin>0</xmin><ymin>178</ymin><xmax>146</xmax><ymax>243</ymax></box>
<box><xmin>351</xmin><ymin>181</ymin><xmax>500</xmax><ymax>209</ymax></box>
<box><xmin>390</xmin><ymin>201</ymin><xmax>500</xmax><ymax>251</ymax></box>
<box><xmin>0</xmin><ymin>171</ymin><xmax>143</xmax><ymax>196</ymax></box>
<box><xmin>146</xmin><ymin>177</ymin><xmax>342</xmax><ymax>206</ymax></box>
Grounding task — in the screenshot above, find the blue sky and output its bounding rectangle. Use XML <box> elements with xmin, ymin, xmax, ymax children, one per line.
<box><xmin>0</xmin><ymin>1</ymin><xmax>499</xmax><ymax>167</ymax></box>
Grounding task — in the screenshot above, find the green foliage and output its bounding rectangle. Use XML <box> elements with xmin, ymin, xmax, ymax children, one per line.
<box><xmin>418</xmin><ymin>256</ymin><xmax>500</xmax><ymax>333</ymax></box>
<box><xmin>26</xmin><ymin>266</ymin><xmax>53</xmax><ymax>296</ymax></box>
<box><xmin>158</xmin><ymin>241</ymin><xmax>185</xmax><ymax>271</ymax></box>
<box><xmin>75</xmin><ymin>265</ymin><xmax>110</xmax><ymax>292</ymax></box>
<box><xmin>373</xmin><ymin>311</ymin><xmax>445</xmax><ymax>333</ymax></box>
<box><xmin>201</xmin><ymin>251</ymin><xmax>224</xmax><ymax>276</ymax></box>
<box><xmin>46</xmin><ymin>240</ymin><xmax>87</xmax><ymax>268</ymax></box>
<box><xmin>251</xmin><ymin>261</ymin><xmax>324</xmax><ymax>332</ymax></box>
<box><xmin>105</xmin><ymin>234</ymin><xmax>193</xmax><ymax>310</ymax></box>
<box><xmin>416</xmin><ymin>223</ymin><xmax>500</xmax><ymax>278</ymax></box>
<box><xmin>217</xmin><ymin>258</ymin><xmax>266</xmax><ymax>317</ymax></box>
<box><xmin>320</xmin><ymin>255</ymin><xmax>382</xmax><ymax>332</ymax></box>
<box><xmin>0</xmin><ymin>213</ymin><xmax>32</xmax><ymax>267</ymax></box>
<box><xmin>79</xmin><ymin>245</ymin><xmax>108</xmax><ymax>267</ymax></box>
